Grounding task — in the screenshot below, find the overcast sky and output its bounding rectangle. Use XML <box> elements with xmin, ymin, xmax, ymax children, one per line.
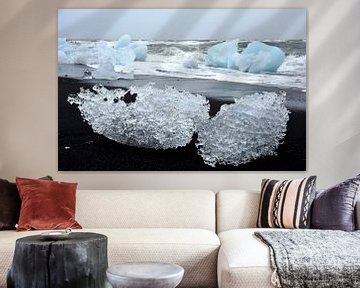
<box><xmin>58</xmin><ymin>9</ymin><xmax>306</xmax><ymax>41</ymax></box>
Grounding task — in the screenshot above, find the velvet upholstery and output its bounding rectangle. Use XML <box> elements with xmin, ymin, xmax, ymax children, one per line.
<box><xmin>0</xmin><ymin>176</ymin><xmax>52</xmax><ymax>230</ymax></box>
<box><xmin>311</xmin><ymin>174</ymin><xmax>360</xmax><ymax>231</ymax></box>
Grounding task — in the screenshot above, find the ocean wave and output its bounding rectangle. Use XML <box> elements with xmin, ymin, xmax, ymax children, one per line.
<box><xmin>278</xmin><ymin>55</ymin><xmax>306</xmax><ymax>76</ymax></box>
<box><xmin>132</xmin><ymin>60</ymin><xmax>306</xmax><ymax>89</ymax></box>
<box><xmin>147</xmin><ymin>40</ymin><xmax>218</xmax><ymax>46</ymax></box>
<box><xmin>61</xmin><ymin>40</ymin><xmax>306</xmax><ymax>89</ymax></box>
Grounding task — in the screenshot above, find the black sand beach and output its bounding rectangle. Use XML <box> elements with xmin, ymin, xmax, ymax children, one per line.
<box><xmin>58</xmin><ymin>69</ymin><xmax>306</xmax><ymax>171</ymax></box>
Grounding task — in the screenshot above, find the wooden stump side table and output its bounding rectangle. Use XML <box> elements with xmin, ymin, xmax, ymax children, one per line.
<box><xmin>7</xmin><ymin>232</ymin><xmax>108</xmax><ymax>288</ymax></box>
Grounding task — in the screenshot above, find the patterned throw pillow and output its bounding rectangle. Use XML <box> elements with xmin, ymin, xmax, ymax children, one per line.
<box><xmin>257</xmin><ymin>176</ymin><xmax>317</xmax><ymax>229</ymax></box>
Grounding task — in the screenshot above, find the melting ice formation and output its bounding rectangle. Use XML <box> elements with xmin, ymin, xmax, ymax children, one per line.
<box><xmin>59</xmin><ymin>37</ymin><xmax>285</xmax><ymax>78</ymax></box>
<box><xmin>196</xmin><ymin>92</ymin><xmax>289</xmax><ymax>167</ymax></box>
<box><xmin>69</xmin><ymin>84</ymin><xmax>289</xmax><ymax>167</ymax></box>
<box><xmin>68</xmin><ymin>84</ymin><xmax>209</xmax><ymax>149</ymax></box>
<box><xmin>58</xmin><ymin>34</ymin><xmax>147</xmax><ymax>67</ymax></box>
<box><xmin>207</xmin><ymin>41</ymin><xmax>285</xmax><ymax>73</ymax></box>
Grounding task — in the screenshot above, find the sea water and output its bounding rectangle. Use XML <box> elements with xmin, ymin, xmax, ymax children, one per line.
<box><xmin>60</xmin><ymin>39</ymin><xmax>306</xmax><ymax>90</ymax></box>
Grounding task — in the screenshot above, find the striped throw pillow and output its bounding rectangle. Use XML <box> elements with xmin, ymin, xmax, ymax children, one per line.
<box><xmin>257</xmin><ymin>176</ymin><xmax>317</xmax><ymax>229</ymax></box>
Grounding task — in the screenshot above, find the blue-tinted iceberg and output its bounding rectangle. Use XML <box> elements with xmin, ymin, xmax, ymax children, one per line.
<box><xmin>68</xmin><ymin>84</ymin><xmax>210</xmax><ymax>149</ymax></box>
<box><xmin>114</xmin><ymin>47</ymin><xmax>136</xmax><ymax>66</ymax></box>
<box><xmin>196</xmin><ymin>92</ymin><xmax>289</xmax><ymax>167</ymax></box>
<box><xmin>207</xmin><ymin>40</ymin><xmax>285</xmax><ymax>73</ymax></box>
<box><xmin>58</xmin><ymin>35</ymin><xmax>148</xmax><ymax>68</ymax></box>
<box><xmin>234</xmin><ymin>41</ymin><xmax>285</xmax><ymax>73</ymax></box>
<box><xmin>96</xmin><ymin>41</ymin><xmax>115</xmax><ymax>66</ymax></box>
<box><xmin>115</xmin><ymin>34</ymin><xmax>132</xmax><ymax>48</ymax></box>
<box><xmin>207</xmin><ymin>40</ymin><xmax>238</xmax><ymax>68</ymax></box>
<box><xmin>113</xmin><ymin>34</ymin><xmax>136</xmax><ymax>66</ymax></box>
<box><xmin>130</xmin><ymin>41</ymin><xmax>148</xmax><ymax>61</ymax></box>
<box><xmin>114</xmin><ymin>35</ymin><xmax>147</xmax><ymax>63</ymax></box>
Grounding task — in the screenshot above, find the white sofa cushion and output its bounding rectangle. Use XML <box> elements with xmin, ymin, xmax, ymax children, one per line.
<box><xmin>76</xmin><ymin>190</ymin><xmax>216</xmax><ymax>231</ymax></box>
<box><xmin>217</xmin><ymin>228</ymin><xmax>277</xmax><ymax>288</ymax></box>
<box><xmin>216</xmin><ymin>190</ymin><xmax>260</xmax><ymax>233</ymax></box>
<box><xmin>0</xmin><ymin>228</ymin><xmax>219</xmax><ymax>288</ymax></box>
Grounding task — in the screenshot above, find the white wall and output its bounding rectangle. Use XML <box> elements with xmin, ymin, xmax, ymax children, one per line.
<box><xmin>0</xmin><ymin>0</ymin><xmax>359</xmax><ymax>190</ymax></box>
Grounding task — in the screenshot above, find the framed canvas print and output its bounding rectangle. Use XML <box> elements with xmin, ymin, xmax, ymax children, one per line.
<box><xmin>58</xmin><ymin>9</ymin><xmax>306</xmax><ymax>171</ymax></box>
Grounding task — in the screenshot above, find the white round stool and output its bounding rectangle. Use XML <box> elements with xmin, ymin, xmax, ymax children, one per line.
<box><xmin>106</xmin><ymin>262</ymin><xmax>184</xmax><ymax>288</ymax></box>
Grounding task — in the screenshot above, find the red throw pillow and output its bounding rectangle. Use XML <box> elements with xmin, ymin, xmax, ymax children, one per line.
<box><xmin>0</xmin><ymin>176</ymin><xmax>52</xmax><ymax>230</ymax></box>
<box><xmin>16</xmin><ymin>177</ymin><xmax>82</xmax><ymax>231</ymax></box>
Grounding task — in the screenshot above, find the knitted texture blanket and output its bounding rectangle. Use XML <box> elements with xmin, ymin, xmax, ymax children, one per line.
<box><xmin>255</xmin><ymin>230</ymin><xmax>360</xmax><ymax>288</ymax></box>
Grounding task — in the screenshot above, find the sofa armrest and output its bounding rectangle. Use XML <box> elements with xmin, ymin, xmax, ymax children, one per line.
<box><xmin>356</xmin><ymin>201</ymin><xmax>360</xmax><ymax>230</ymax></box>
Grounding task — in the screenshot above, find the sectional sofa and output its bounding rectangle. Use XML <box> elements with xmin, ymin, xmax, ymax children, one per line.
<box><xmin>0</xmin><ymin>189</ymin><xmax>359</xmax><ymax>288</ymax></box>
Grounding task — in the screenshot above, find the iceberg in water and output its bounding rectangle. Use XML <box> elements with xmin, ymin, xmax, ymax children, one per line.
<box><xmin>114</xmin><ymin>34</ymin><xmax>147</xmax><ymax>63</ymax></box>
<box><xmin>114</xmin><ymin>47</ymin><xmax>136</xmax><ymax>66</ymax></box>
<box><xmin>232</xmin><ymin>41</ymin><xmax>285</xmax><ymax>73</ymax></box>
<box><xmin>113</xmin><ymin>34</ymin><xmax>136</xmax><ymax>66</ymax></box>
<box><xmin>207</xmin><ymin>40</ymin><xmax>238</xmax><ymax>68</ymax></box>
<box><xmin>196</xmin><ymin>92</ymin><xmax>289</xmax><ymax>167</ymax></box>
<box><xmin>93</xmin><ymin>62</ymin><xmax>120</xmax><ymax>80</ymax></box>
<box><xmin>68</xmin><ymin>84</ymin><xmax>209</xmax><ymax>149</ymax></box>
<box><xmin>58</xmin><ymin>35</ymin><xmax>148</xmax><ymax>67</ymax></box>
<box><xmin>130</xmin><ymin>41</ymin><xmax>147</xmax><ymax>61</ymax></box>
<box><xmin>115</xmin><ymin>34</ymin><xmax>132</xmax><ymax>49</ymax></box>
<box><xmin>207</xmin><ymin>40</ymin><xmax>285</xmax><ymax>73</ymax></box>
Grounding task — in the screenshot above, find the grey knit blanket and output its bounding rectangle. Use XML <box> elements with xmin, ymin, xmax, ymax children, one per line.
<box><xmin>255</xmin><ymin>230</ymin><xmax>360</xmax><ymax>288</ymax></box>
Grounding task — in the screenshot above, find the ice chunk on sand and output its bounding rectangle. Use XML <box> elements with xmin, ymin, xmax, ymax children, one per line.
<box><xmin>207</xmin><ymin>40</ymin><xmax>238</xmax><ymax>68</ymax></box>
<box><xmin>196</xmin><ymin>92</ymin><xmax>289</xmax><ymax>167</ymax></box>
<box><xmin>235</xmin><ymin>41</ymin><xmax>285</xmax><ymax>73</ymax></box>
<box><xmin>72</xmin><ymin>46</ymin><xmax>98</xmax><ymax>66</ymax></box>
<box><xmin>130</xmin><ymin>41</ymin><xmax>147</xmax><ymax>61</ymax></box>
<box><xmin>93</xmin><ymin>62</ymin><xmax>120</xmax><ymax>80</ymax></box>
<box><xmin>68</xmin><ymin>84</ymin><xmax>209</xmax><ymax>149</ymax></box>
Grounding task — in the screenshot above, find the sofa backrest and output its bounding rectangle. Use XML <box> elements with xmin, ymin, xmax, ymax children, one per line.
<box><xmin>216</xmin><ymin>190</ymin><xmax>260</xmax><ymax>233</ymax></box>
<box><xmin>76</xmin><ymin>190</ymin><xmax>216</xmax><ymax>231</ymax></box>
<box><xmin>217</xmin><ymin>190</ymin><xmax>360</xmax><ymax>232</ymax></box>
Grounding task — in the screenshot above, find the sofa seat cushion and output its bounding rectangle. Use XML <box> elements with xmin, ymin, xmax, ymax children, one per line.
<box><xmin>218</xmin><ymin>228</ymin><xmax>282</xmax><ymax>288</ymax></box>
<box><xmin>0</xmin><ymin>228</ymin><xmax>219</xmax><ymax>288</ymax></box>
